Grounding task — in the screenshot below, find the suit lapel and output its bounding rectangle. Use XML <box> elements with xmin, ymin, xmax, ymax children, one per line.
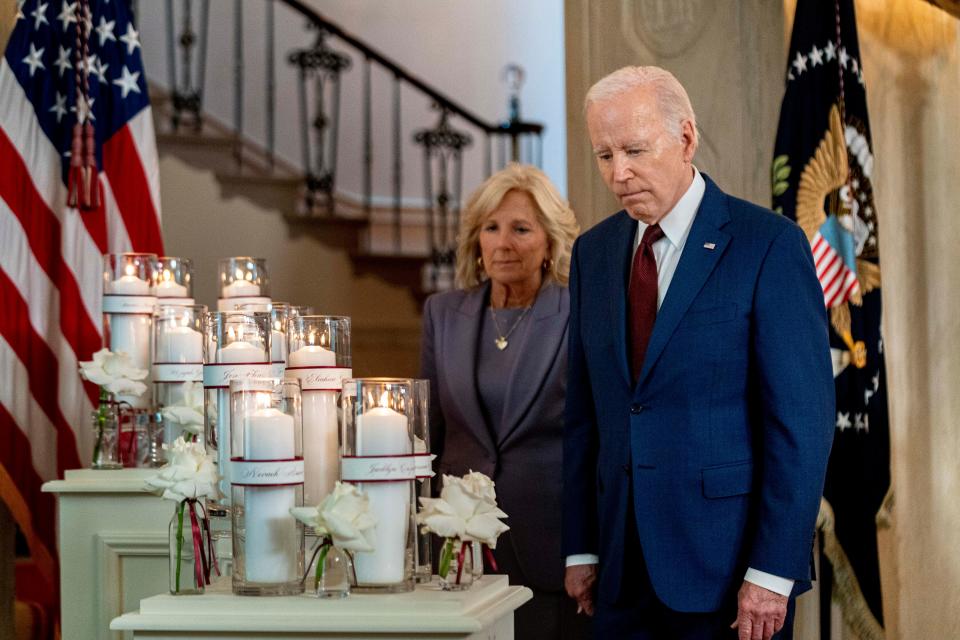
<box><xmin>635</xmin><ymin>176</ymin><xmax>732</xmax><ymax>390</ymax></box>
<box><xmin>448</xmin><ymin>283</ymin><xmax>498</xmax><ymax>456</ymax></box>
<box><xmin>498</xmin><ymin>282</ymin><xmax>566</xmax><ymax>447</ymax></box>
<box><xmin>607</xmin><ymin>212</ymin><xmax>637</xmax><ymax>388</ymax></box>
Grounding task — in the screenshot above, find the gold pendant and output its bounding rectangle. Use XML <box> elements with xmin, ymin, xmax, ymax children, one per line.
<box><xmin>495</xmin><ymin>336</ymin><xmax>508</xmax><ymax>350</ymax></box>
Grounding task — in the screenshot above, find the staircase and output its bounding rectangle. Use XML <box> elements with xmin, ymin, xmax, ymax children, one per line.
<box><xmin>139</xmin><ymin>0</ymin><xmax>544</xmax><ymax>301</ymax></box>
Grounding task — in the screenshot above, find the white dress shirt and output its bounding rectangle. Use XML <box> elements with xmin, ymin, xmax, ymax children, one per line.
<box><xmin>565</xmin><ymin>168</ymin><xmax>794</xmax><ymax>598</ymax></box>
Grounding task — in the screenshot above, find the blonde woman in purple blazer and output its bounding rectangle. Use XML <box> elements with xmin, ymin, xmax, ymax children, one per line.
<box><xmin>420</xmin><ymin>164</ymin><xmax>587</xmax><ymax>639</ymax></box>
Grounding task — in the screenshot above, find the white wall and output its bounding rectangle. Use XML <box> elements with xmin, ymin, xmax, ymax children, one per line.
<box><xmin>138</xmin><ymin>0</ymin><xmax>567</xmax><ymax>206</ymax></box>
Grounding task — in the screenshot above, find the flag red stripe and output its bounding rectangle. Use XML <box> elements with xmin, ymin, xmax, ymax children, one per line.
<box><xmin>812</xmin><ymin>238</ymin><xmax>829</xmax><ymax>264</ymax></box>
<box><xmin>79</xmin><ymin>193</ymin><xmax>110</xmax><ymax>255</ymax></box>
<box><xmin>818</xmin><ymin>254</ymin><xmax>841</xmax><ymax>284</ymax></box>
<box><xmin>822</xmin><ymin>262</ymin><xmax>846</xmax><ymax>296</ymax></box>
<box><xmin>0</xmin><ymin>403</ymin><xmax>58</xmax><ymax>581</ymax></box>
<box><xmin>102</xmin><ymin>125</ymin><xmax>164</xmax><ymax>254</ymax></box>
<box><xmin>815</xmin><ymin>246</ymin><xmax>835</xmax><ymax>273</ymax></box>
<box><xmin>0</xmin><ymin>128</ymin><xmax>102</xmax><ymax>405</ymax></box>
<box><xmin>0</xmin><ymin>270</ymin><xmax>83</xmax><ymax>473</ymax></box>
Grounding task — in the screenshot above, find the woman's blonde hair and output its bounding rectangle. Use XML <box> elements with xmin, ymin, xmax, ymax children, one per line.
<box><xmin>455</xmin><ymin>163</ymin><xmax>579</xmax><ymax>289</ymax></box>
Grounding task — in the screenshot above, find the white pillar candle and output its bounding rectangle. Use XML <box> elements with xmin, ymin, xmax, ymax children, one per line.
<box><xmin>353</xmin><ymin>405</ymin><xmax>411</xmax><ymax>585</ymax></box>
<box><xmin>216</xmin><ymin>341</ymin><xmax>268</xmax><ymax>500</ymax></box>
<box><xmin>156</xmin><ymin>280</ymin><xmax>189</xmax><ymax>298</ymax></box>
<box><xmin>243</xmin><ymin>407</ymin><xmax>298</xmax><ymax>584</ymax></box>
<box><xmin>109</xmin><ymin>274</ymin><xmax>150</xmax><ymax>295</ymax></box>
<box><xmin>107</xmin><ymin>274</ymin><xmax>152</xmax><ymax>408</ymax></box>
<box><xmin>157</xmin><ymin>326</ymin><xmax>203</xmax><ymax>363</ymax></box>
<box><xmin>270</xmin><ymin>330</ymin><xmax>286</xmax><ymax>364</ymax></box>
<box><xmin>288</xmin><ymin>345</ymin><xmax>337</xmax><ymax>505</ymax></box>
<box><xmin>222</xmin><ymin>280</ymin><xmax>261</xmax><ymax>298</ymax></box>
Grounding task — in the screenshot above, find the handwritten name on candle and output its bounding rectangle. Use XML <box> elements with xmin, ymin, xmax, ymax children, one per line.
<box><xmin>152</xmin><ymin>363</ymin><xmax>203</xmax><ymax>382</ymax></box>
<box><xmin>284</xmin><ymin>367</ymin><xmax>352</xmax><ymax>391</ymax></box>
<box><xmin>341</xmin><ymin>456</ymin><xmax>417</xmax><ymax>482</ymax></box>
<box><xmin>102</xmin><ymin>295</ymin><xmax>157</xmax><ymax>314</ymax></box>
<box><xmin>230</xmin><ymin>460</ymin><xmax>305</xmax><ymax>485</ymax></box>
<box><xmin>202</xmin><ymin>364</ymin><xmax>273</xmax><ymax>388</ymax></box>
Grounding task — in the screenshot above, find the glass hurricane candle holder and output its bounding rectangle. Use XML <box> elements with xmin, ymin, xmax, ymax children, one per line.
<box><xmin>154</xmin><ymin>257</ymin><xmax>194</xmax><ymax>304</ymax></box>
<box><xmin>217</xmin><ymin>257</ymin><xmax>270</xmax><ymax>311</ymax></box>
<box><xmin>203</xmin><ymin>311</ymin><xmax>272</xmax><ymax>512</ymax></box>
<box><xmin>341</xmin><ymin>378</ymin><xmax>416</xmax><ymax>593</ymax></box>
<box><xmin>102</xmin><ymin>253</ymin><xmax>157</xmax><ymax>409</ymax></box>
<box><xmin>285</xmin><ymin>316</ymin><xmax>352</xmax><ymax>507</ymax></box>
<box><xmin>154</xmin><ymin>304</ymin><xmax>207</xmax><ymax>453</ymax></box>
<box><xmin>238</xmin><ymin>302</ymin><xmax>297</xmax><ymax>380</ymax></box>
<box><xmin>230</xmin><ymin>378</ymin><xmax>304</xmax><ymax>596</ymax></box>
<box><xmin>412</xmin><ymin>379</ymin><xmax>435</xmax><ymax>583</ymax></box>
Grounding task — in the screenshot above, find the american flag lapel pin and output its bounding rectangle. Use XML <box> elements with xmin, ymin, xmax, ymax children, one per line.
<box><xmin>703</xmin><ymin>242</ymin><xmax>716</xmax><ymax>250</ymax></box>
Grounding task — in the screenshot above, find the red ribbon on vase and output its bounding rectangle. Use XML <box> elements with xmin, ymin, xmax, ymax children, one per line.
<box><xmin>184</xmin><ymin>499</ymin><xmax>219</xmax><ymax>589</ymax></box>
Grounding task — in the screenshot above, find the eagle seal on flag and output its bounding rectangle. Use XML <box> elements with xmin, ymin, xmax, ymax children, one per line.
<box><xmin>793</xmin><ymin>103</ymin><xmax>881</xmax><ymax>376</ymax></box>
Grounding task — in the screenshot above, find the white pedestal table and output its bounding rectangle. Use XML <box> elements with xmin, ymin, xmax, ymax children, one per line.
<box><xmin>42</xmin><ymin>468</ymin><xmax>172</xmax><ymax>640</ymax></box>
<box><xmin>111</xmin><ymin>575</ymin><xmax>531</xmax><ymax>640</ymax></box>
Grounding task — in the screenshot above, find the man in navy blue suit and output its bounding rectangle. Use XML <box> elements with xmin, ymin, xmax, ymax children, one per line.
<box><xmin>562</xmin><ymin>66</ymin><xmax>835</xmax><ymax>640</ymax></box>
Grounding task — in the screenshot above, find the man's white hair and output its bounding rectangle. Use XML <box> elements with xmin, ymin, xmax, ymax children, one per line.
<box><xmin>585</xmin><ymin>66</ymin><xmax>698</xmax><ymax>146</ymax></box>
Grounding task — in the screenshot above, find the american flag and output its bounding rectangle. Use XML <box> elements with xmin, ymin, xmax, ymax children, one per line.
<box><xmin>0</xmin><ymin>0</ymin><xmax>163</xmax><ymax>595</ymax></box>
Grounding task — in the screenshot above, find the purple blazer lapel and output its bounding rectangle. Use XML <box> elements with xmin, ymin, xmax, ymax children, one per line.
<box><xmin>498</xmin><ymin>281</ymin><xmax>568</xmax><ymax>448</ymax></box>
<box><xmin>444</xmin><ymin>283</ymin><xmax>498</xmax><ymax>457</ymax></box>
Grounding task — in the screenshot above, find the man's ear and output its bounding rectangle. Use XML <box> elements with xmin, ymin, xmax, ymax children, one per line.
<box><xmin>680</xmin><ymin>119</ymin><xmax>697</xmax><ymax>162</ymax></box>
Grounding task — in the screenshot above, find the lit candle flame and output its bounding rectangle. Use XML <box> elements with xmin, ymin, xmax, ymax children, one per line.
<box><xmin>308</xmin><ymin>331</ymin><xmax>315</xmax><ymax>346</ymax></box>
<box><xmin>379</xmin><ymin>391</ymin><xmax>390</xmax><ymax>408</ymax></box>
<box><xmin>254</xmin><ymin>391</ymin><xmax>272</xmax><ymax>410</ymax></box>
<box><xmin>124</xmin><ymin>264</ymin><xmax>135</xmax><ymax>277</ymax></box>
<box><xmin>162</xmin><ymin>269</ymin><xmax>171</xmax><ymax>282</ymax></box>
<box><xmin>234</xmin><ymin>268</ymin><xmax>244</xmax><ymax>281</ymax></box>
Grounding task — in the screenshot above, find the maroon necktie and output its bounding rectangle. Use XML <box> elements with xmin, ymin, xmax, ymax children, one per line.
<box><xmin>628</xmin><ymin>224</ymin><xmax>664</xmax><ymax>383</ymax></box>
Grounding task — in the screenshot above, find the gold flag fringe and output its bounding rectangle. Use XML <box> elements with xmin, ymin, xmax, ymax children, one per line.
<box><xmin>817</xmin><ymin>497</ymin><xmax>885</xmax><ymax>640</ymax></box>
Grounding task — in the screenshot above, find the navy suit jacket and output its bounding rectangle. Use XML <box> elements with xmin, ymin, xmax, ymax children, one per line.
<box><xmin>562</xmin><ymin>175</ymin><xmax>835</xmax><ymax>612</ymax></box>
<box><xmin>421</xmin><ymin>280</ymin><xmax>569</xmax><ymax>591</ymax></box>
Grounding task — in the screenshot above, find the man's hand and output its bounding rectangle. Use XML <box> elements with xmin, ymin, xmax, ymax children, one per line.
<box><xmin>564</xmin><ymin>564</ymin><xmax>598</xmax><ymax>616</ymax></box>
<box><xmin>731</xmin><ymin>581</ymin><xmax>788</xmax><ymax>640</ymax></box>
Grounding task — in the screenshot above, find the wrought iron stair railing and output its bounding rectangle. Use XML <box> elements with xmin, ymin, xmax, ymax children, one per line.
<box><xmin>137</xmin><ymin>0</ymin><xmax>544</xmax><ymax>290</ymax></box>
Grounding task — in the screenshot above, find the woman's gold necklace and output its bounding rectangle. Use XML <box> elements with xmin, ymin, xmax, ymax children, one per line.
<box><xmin>489</xmin><ymin>304</ymin><xmax>532</xmax><ymax>350</ymax></box>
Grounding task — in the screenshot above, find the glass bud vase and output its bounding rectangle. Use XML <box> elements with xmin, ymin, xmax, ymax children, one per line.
<box><xmin>169</xmin><ymin>500</ymin><xmax>209</xmax><ymax>595</ymax></box>
<box><xmin>471</xmin><ymin>540</ymin><xmax>484</xmax><ymax>580</ymax></box>
<box><xmin>312</xmin><ymin>543</ymin><xmax>352</xmax><ymax>599</ymax></box>
<box><xmin>91</xmin><ymin>393</ymin><xmax>121</xmax><ymax>469</ymax></box>
<box><xmin>439</xmin><ymin>538</ymin><xmax>474</xmax><ymax>592</ymax></box>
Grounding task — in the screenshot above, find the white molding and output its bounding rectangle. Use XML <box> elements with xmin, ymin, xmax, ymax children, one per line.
<box><xmin>95</xmin><ymin>531</ymin><xmax>169</xmax><ymax>640</ymax></box>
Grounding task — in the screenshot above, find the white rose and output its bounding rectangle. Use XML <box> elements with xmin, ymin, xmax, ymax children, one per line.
<box><xmin>105</xmin><ymin>377</ymin><xmax>148</xmax><ymax>398</ymax></box>
<box><xmin>290</xmin><ymin>482</ymin><xmax>377</xmax><ymax>552</ymax></box>
<box><xmin>418</xmin><ymin>474</ymin><xmax>509</xmax><ymax>547</ymax></box>
<box><xmin>79</xmin><ymin>349</ymin><xmax>148</xmax><ymax>397</ymax></box>
<box><xmin>461</xmin><ymin>470</ymin><xmax>497</xmax><ymax>504</ymax></box>
<box><xmin>161</xmin><ymin>382</ymin><xmax>205</xmax><ymax>435</ymax></box>
<box><xmin>144</xmin><ymin>437</ymin><xmax>220</xmax><ymax>502</ymax></box>
<box><xmin>418</xmin><ymin>496</ymin><xmax>467</xmax><ymax>540</ymax></box>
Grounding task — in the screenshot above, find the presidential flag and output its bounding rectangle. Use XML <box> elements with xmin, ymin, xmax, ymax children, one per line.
<box><xmin>0</xmin><ymin>0</ymin><xmax>163</xmax><ymax>597</ymax></box>
<box><xmin>772</xmin><ymin>1</ymin><xmax>888</xmax><ymax>638</ymax></box>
